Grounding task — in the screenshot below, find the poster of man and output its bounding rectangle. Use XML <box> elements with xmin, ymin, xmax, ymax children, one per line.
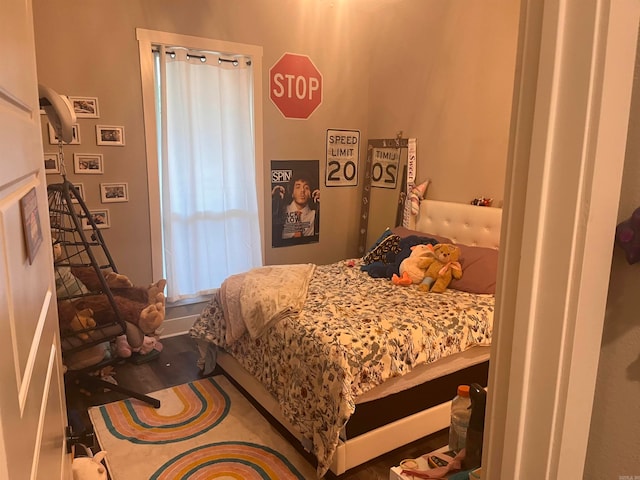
<box><xmin>271</xmin><ymin>160</ymin><xmax>320</xmax><ymax>247</ymax></box>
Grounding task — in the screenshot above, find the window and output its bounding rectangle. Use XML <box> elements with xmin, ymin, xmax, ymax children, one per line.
<box><xmin>137</xmin><ymin>29</ymin><xmax>265</xmax><ymax>302</ymax></box>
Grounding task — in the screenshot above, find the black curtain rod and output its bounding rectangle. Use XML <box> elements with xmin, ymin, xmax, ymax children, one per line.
<box><xmin>155</xmin><ymin>48</ymin><xmax>250</xmax><ymax>66</ymax></box>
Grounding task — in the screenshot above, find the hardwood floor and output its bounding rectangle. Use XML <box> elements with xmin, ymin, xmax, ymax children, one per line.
<box><xmin>65</xmin><ymin>334</ymin><xmax>449</xmax><ymax>479</ymax></box>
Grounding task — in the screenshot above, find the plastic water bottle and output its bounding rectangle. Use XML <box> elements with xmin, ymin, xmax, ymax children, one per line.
<box><xmin>449</xmin><ymin>384</ymin><xmax>471</xmax><ymax>452</ymax></box>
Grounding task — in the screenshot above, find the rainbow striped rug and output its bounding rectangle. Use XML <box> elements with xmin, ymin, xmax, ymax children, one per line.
<box><xmin>88</xmin><ymin>375</ymin><xmax>317</xmax><ymax>479</ymax></box>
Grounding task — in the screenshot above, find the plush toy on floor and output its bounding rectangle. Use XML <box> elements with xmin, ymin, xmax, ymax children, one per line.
<box><xmin>72</xmin><ymin>448</ymin><xmax>108</xmax><ymax>480</ymax></box>
<box><xmin>114</xmin><ymin>334</ymin><xmax>163</xmax><ymax>359</ymax></box>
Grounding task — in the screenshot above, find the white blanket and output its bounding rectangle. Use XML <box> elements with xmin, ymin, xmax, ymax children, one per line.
<box><xmin>219</xmin><ymin>263</ymin><xmax>316</xmax><ymax>344</ymax></box>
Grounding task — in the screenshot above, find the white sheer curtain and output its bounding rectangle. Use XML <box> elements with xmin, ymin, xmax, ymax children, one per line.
<box><xmin>154</xmin><ymin>48</ymin><xmax>262</xmax><ymax>302</ymax></box>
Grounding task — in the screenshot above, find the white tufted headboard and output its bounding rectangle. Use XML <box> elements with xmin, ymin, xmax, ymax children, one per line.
<box><xmin>411</xmin><ymin>200</ymin><xmax>503</xmax><ymax>249</ymax></box>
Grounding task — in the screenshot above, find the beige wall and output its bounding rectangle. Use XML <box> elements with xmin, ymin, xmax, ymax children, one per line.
<box><xmin>33</xmin><ymin>0</ymin><xmax>519</xmax><ymax>285</ymax></box>
<box><xmin>584</xmin><ymin>41</ymin><xmax>640</xmax><ymax>478</ymax></box>
<box><xmin>367</xmin><ymin>0</ymin><xmax>519</xmax><ymax>204</ymax></box>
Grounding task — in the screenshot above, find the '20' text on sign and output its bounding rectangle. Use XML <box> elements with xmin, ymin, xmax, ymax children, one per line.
<box><xmin>325</xmin><ymin>129</ymin><xmax>360</xmax><ymax>187</ymax></box>
<box><xmin>371</xmin><ymin>147</ymin><xmax>399</xmax><ymax>189</ymax></box>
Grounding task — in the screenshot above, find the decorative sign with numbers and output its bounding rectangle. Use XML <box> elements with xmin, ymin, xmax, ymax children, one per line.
<box><xmin>370</xmin><ymin>147</ymin><xmax>400</xmax><ymax>189</ymax></box>
<box><xmin>325</xmin><ymin>129</ymin><xmax>360</xmax><ymax>187</ymax></box>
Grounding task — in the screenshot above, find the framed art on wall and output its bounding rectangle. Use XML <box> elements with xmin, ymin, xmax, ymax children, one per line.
<box><xmin>20</xmin><ymin>187</ymin><xmax>43</xmax><ymax>264</ymax></box>
<box><xmin>100</xmin><ymin>182</ymin><xmax>128</xmax><ymax>203</ymax></box>
<box><xmin>69</xmin><ymin>183</ymin><xmax>85</xmax><ymax>204</ymax></box>
<box><xmin>96</xmin><ymin>125</ymin><xmax>125</xmax><ymax>146</ymax></box>
<box><xmin>49</xmin><ymin>122</ymin><xmax>80</xmax><ymax>145</ymax></box>
<box><xmin>74</xmin><ymin>153</ymin><xmax>104</xmax><ymax>174</ymax></box>
<box><xmin>44</xmin><ymin>153</ymin><xmax>60</xmax><ymax>174</ymax></box>
<box><xmin>83</xmin><ymin>209</ymin><xmax>110</xmax><ymax>230</ymax></box>
<box><xmin>68</xmin><ymin>96</ymin><xmax>99</xmax><ymax>118</ymax></box>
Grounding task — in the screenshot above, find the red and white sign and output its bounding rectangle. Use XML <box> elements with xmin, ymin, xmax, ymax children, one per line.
<box><xmin>270</xmin><ymin>53</ymin><xmax>323</xmax><ymax>120</ymax></box>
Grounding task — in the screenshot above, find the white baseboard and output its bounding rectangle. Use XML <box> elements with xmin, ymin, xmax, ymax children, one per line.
<box><xmin>157</xmin><ymin>314</ymin><xmax>197</xmax><ymax>338</ymax></box>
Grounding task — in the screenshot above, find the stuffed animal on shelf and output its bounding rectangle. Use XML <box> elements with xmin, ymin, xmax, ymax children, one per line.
<box><xmin>392</xmin><ymin>244</ymin><xmax>436</xmax><ymax>286</ymax></box>
<box><xmin>417</xmin><ymin>243</ymin><xmax>463</xmax><ymax>293</ymax></box>
<box><xmin>71</xmin><ymin>266</ymin><xmax>133</xmax><ymax>290</ymax></box>
<box><xmin>58</xmin><ymin>303</ymin><xmax>111</xmax><ymax>370</ymax></box>
<box><xmin>72</xmin><ymin>286</ymin><xmax>166</xmax><ymax>336</ymax></box>
<box><xmin>56</xmin><ymin>266</ymin><xmax>167</xmax><ymax>349</ymax></box>
<box><xmin>58</xmin><ymin>302</ymin><xmax>96</xmax><ymax>341</ymax></box>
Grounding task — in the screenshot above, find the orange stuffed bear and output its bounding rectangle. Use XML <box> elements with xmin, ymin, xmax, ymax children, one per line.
<box><xmin>417</xmin><ymin>243</ymin><xmax>463</xmax><ymax>293</ymax></box>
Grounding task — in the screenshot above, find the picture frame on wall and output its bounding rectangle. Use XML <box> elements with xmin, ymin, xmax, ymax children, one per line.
<box><xmin>49</xmin><ymin>122</ymin><xmax>81</xmax><ymax>145</ymax></box>
<box><xmin>73</xmin><ymin>153</ymin><xmax>104</xmax><ymax>174</ymax></box>
<box><xmin>69</xmin><ymin>183</ymin><xmax>85</xmax><ymax>204</ymax></box>
<box><xmin>20</xmin><ymin>187</ymin><xmax>43</xmax><ymax>264</ymax></box>
<box><xmin>100</xmin><ymin>182</ymin><xmax>129</xmax><ymax>203</ymax></box>
<box><xmin>68</xmin><ymin>96</ymin><xmax>99</xmax><ymax>118</ymax></box>
<box><xmin>82</xmin><ymin>209</ymin><xmax>110</xmax><ymax>230</ymax></box>
<box><xmin>44</xmin><ymin>153</ymin><xmax>60</xmax><ymax>174</ymax></box>
<box><xmin>96</xmin><ymin>125</ymin><xmax>125</xmax><ymax>146</ymax></box>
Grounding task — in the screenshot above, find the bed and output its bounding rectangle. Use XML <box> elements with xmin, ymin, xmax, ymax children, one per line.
<box><xmin>189</xmin><ymin>199</ymin><xmax>502</xmax><ymax>477</ymax></box>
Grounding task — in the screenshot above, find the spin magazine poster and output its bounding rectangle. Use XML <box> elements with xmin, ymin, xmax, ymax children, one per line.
<box><xmin>271</xmin><ymin>160</ymin><xmax>320</xmax><ymax>248</ymax></box>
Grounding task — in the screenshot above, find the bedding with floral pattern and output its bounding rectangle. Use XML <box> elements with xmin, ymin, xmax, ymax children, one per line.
<box><xmin>190</xmin><ymin>259</ymin><xmax>494</xmax><ymax>477</ymax></box>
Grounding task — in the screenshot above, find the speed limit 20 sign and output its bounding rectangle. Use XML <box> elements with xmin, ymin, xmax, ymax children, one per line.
<box><xmin>325</xmin><ymin>129</ymin><xmax>360</xmax><ymax>187</ymax></box>
<box><xmin>370</xmin><ymin>147</ymin><xmax>400</xmax><ymax>189</ymax></box>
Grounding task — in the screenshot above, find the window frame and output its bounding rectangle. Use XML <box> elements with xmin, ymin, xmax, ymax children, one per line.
<box><xmin>136</xmin><ymin>28</ymin><xmax>265</xmax><ymax>281</ymax></box>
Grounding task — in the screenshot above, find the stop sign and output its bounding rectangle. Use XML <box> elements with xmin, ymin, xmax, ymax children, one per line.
<box><xmin>270</xmin><ymin>53</ymin><xmax>323</xmax><ymax>119</ymax></box>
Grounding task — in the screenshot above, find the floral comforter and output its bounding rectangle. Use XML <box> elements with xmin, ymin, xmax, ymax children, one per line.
<box><xmin>189</xmin><ymin>259</ymin><xmax>494</xmax><ymax>477</ymax></box>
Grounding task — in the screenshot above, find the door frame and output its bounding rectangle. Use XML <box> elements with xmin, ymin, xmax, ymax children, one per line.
<box><xmin>486</xmin><ymin>0</ymin><xmax>640</xmax><ymax>478</ymax></box>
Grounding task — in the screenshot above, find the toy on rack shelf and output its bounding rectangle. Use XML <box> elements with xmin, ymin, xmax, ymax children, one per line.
<box><xmin>72</xmin><ymin>280</ymin><xmax>167</xmax><ymax>335</ymax></box>
<box><xmin>55</xmin><ymin>260</ymin><xmax>167</xmax><ymax>349</ymax></box>
<box><xmin>59</xmin><ymin>302</ymin><xmax>111</xmax><ymax>371</ymax></box>
<box><xmin>58</xmin><ymin>303</ymin><xmax>96</xmax><ymax>341</ymax></box>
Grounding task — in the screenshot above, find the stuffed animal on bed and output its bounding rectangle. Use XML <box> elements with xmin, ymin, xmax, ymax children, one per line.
<box><xmin>362</xmin><ymin>235</ymin><xmax>440</xmax><ymax>279</ymax></box>
<box><xmin>417</xmin><ymin>243</ymin><xmax>463</xmax><ymax>293</ymax></box>
<box><xmin>392</xmin><ymin>244</ymin><xmax>435</xmax><ymax>285</ymax></box>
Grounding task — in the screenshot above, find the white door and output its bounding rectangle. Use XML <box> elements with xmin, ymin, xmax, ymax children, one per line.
<box><xmin>0</xmin><ymin>0</ymin><xmax>72</xmax><ymax>478</ymax></box>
